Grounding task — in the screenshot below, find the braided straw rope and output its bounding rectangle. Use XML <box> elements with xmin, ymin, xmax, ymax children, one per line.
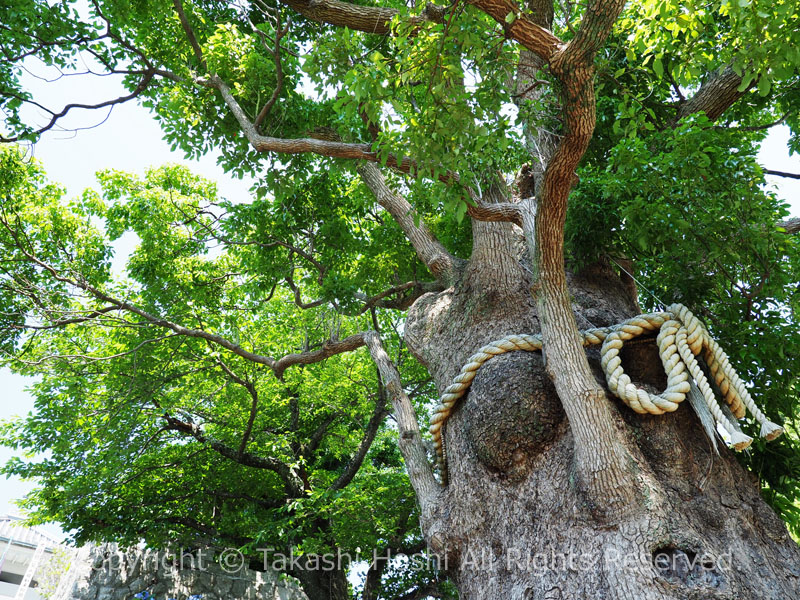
<box><xmin>430</xmin><ymin>303</ymin><xmax>783</xmax><ymax>483</ymax></box>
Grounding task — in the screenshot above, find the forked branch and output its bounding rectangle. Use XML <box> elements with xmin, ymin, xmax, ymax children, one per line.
<box><xmin>211</xmin><ymin>75</ymin><xmax>432</xmax><ymax>175</ymax></box>
<box><xmin>0</xmin><ymin>70</ymin><xmax>156</xmax><ymax>143</ymax></box>
<box><xmin>162</xmin><ymin>413</ymin><xmax>303</xmax><ymax>495</ymax></box>
<box><xmin>0</xmin><ymin>216</ymin><xmax>368</xmax><ymax>380</ymax></box>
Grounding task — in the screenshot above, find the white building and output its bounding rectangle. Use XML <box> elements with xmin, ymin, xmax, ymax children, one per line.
<box><xmin>0</xmin><ymin>515</ymin><xmax>60</xmax><ymax>600</ymax></box>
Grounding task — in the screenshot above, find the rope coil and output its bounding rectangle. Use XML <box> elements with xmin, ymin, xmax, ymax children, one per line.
<box><xmin>430</xmin><ymin>303</ymin><xmax>783</xmax><ymax>483</ymax></box>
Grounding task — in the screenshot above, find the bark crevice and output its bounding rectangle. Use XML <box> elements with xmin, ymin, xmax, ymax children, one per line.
<box><xmin>405</xmin><ymin>267</ymin><xmax>800</xmax><ymax>598</ymax></box>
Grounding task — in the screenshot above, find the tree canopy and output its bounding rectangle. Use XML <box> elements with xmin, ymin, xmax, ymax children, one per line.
<box><xmin>1</xmin><ymin>0</ymin><xmax>799</xmax><ymax>598</ymax></box>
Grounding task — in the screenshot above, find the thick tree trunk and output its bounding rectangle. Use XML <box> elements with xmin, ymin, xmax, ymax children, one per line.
<box><xmin>405</xmin><ymin>246</ymin><xmax>800</xmax><ymax>599</ymax></box>
<box><xmin>293</xmin><ymin>565</ymin><xmax>350</xmax><ymax>600</ymax></box>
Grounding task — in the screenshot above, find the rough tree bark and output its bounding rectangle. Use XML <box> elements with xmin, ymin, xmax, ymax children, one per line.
<box><xmin>399</xmin><ymin>0</ymin><xmax>800</xmax><ymax>596</ymax></box>
<box><xmin>405</xmin><ymin>257</ymin><xmax>800</xmax><ymax>599</ymax></box>
<box><xmin>165</xmin><ymin>1</ymin><xmax>800</xmax><ymax>597</ymax></box>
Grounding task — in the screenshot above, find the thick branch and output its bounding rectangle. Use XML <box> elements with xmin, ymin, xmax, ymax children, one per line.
<box><xmin>357</xmin><ymin>280</ymin><xmax>444</xmax><ymax>313</ymax></box>
<box><xmin>357</xmin><ymin>162</ymin><xmax>459</xmax><ymax>281</ymax></box>
<box><xmin>466</xmin><ymin>201</ymin><xmax>523</xmax><ymax>226</ymax></box>
<box><xmin>272</xmin><ymin>333</ymin><xmax>367</xmax><ymax>378</ymax></box>
<box><xmin>677</xmin><ymin>66</ymin><xmax>748</xmax><ymax>122</ymax></box>
<box><xmin>363</xmin><ymin>332</ymin><xmax>440</xmax><ymax>515</ymax></box>
<box><xmin>212</xmin><ymin>75</ymin><xmax>432</xmax><ymax>171</ymax></box>
<box><xmin>209</xmin><ymin>74</ymin><xmax>464</xmax><ymax>209</ymax></box>
<box><xmin>560</xmin><ymin>0</ymin><xmax>624</xmax><ymax>63</ymax></box>
<box><xmin>87</xmin><ymin>283</ymin><xmax>361</xmax><ymax>378</ymax></box>
<box><xmin>471</xmin><ymin>0</ymin><xmax>563</xmax><ymax>62</ymax></box>
<box><xmin>277</xmin><ymin>0</ymin><xmax>446</xmax><ymax>35</ymax></box>
<box><xmin>536</xmin><ymin>0</ymin><xmax>626</xmax><ymax>206</ymax></box>
<box><xmin>172</xmin><ymin>0</ymin><xmax>206</xmax><ymax>67</ymax></box>
<box><xmin>779</xmin><ymin>217</ymin><xmax>800</xmax><ymax>234</ymax></box>
<box><xmin>520</xmin><ymin>0</ymin><xmax>640</xmax><ymax>518</ymax></box>
<box><xmin>512</xmin><ymin>3</ymin><xmax>557</xmax><ymax>196</ymax></box>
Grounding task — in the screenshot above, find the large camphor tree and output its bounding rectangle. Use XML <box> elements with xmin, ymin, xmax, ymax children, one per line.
<box><xmin>1</xmin><ymin>0</ymin><xmax>800</xmax><ymax>598</ymax></box>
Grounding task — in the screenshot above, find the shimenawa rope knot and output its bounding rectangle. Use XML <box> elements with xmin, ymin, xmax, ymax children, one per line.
<box><xmin>429</xmin><ymin>303</ymin><xmax>783</xmax><ymax>484</ymax></box>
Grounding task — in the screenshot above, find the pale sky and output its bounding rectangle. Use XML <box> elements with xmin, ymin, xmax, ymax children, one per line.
<box><xmin>0</xmin><ymin>61</ymin><xmax>798</xmax><ymax>531</ymax></box>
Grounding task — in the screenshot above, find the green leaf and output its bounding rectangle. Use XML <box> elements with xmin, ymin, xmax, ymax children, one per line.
<box><xmin>757</xmin><ymin>75</ymin><xmax>771</xmax><ymax>97</ymax></box>
<box><xmin>653</xmin><ymin>57</ymin><xmax>664</xmax><ymax>78</ymax></box>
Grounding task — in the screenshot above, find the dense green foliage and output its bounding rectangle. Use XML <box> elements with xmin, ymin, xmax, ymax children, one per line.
<box><xmin>0</xmin><ymin>0</ymin><xmax>799</xmax><ymax>596</ymax></box>
<box><xmin>0</xmin><ymin>147</ymin><xmax>453</xmax><ymax>595</ymax></box>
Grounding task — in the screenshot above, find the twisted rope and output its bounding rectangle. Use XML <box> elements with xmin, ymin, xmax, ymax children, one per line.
<box><xmin>430</xmin><ymin>303</ymin><xmax>783</xmax><ymax>483</ymax></box>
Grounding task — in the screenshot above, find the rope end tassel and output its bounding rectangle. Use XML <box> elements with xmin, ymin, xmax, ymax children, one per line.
<box><xmin>728</xmin><ymin>430</ymin><xmax>755</xmax><ymax>452</ymax></box>
<box><xmin>761</xmin><ymin>421</ymin><xmax>785</xmax><ymax>442</ymax></box>
<box><xmin>430</xmin><ymin>303</ymin><xmax>784</xmax><ymax>484</ymax></box>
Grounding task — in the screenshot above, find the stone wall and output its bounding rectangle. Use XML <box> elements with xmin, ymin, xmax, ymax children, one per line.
<box><xmin>48</xmin><ymin>545</ymin><xmax>308</xmax><ymax>600</ymax></box>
